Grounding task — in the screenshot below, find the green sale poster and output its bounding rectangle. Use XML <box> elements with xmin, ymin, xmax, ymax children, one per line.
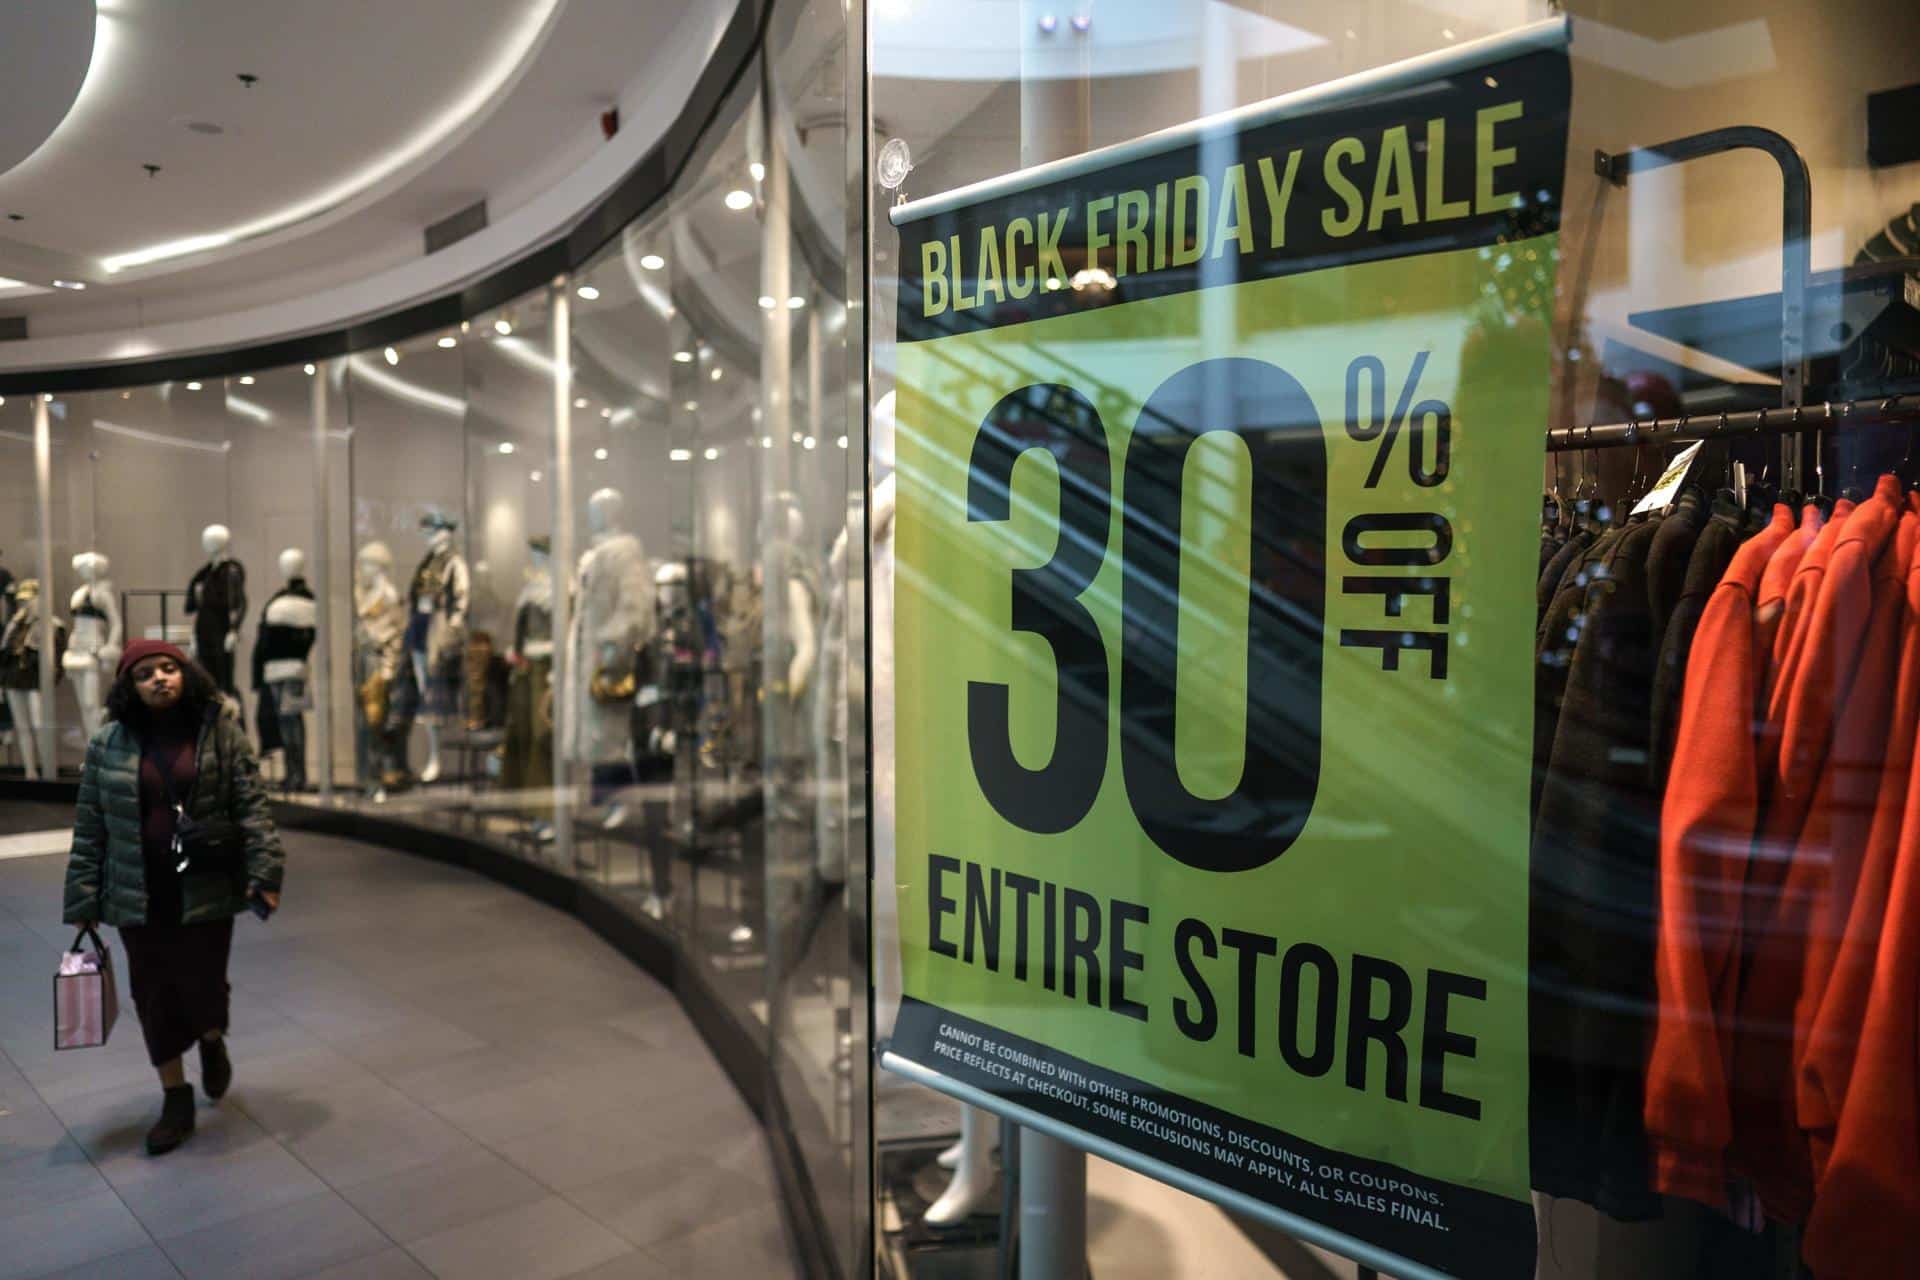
<box><xmin>885</xmin><ymin>24</ymin><xmax>1570</xmax><ymax>1280</ymax></box>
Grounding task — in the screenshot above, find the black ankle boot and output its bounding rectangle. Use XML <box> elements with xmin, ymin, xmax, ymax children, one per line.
<box><xmin>147</xmin><ymin>1085</ymin><xmax>196</xmax><ymax>1156</ymax></box>
<box><xmin>199</xmin><ymin>1037</ymin><xmax>232</xmax><ymax>1101</ymax></box>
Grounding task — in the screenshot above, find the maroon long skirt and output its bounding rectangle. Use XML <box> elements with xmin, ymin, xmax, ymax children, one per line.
<box><xmin>117</xmin><ymin>919</ymin><xmax>234</xmax><ymax>1067</ymax></box>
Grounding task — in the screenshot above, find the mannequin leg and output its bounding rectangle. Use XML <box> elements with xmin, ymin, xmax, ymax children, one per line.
<box><xmin>924</xmin><ymin>1104</ymin><xmax>998</xmax><ymax>1226</ymax></box>
<box><xmin>281</xmin><ymin>712</ymin><xmax>307</xmax><ymax>792</ymax></box>
<box><xmin>5</xmin><ymin>690</ymin><xmax>39</xmax><ymax>779</ymax></box>
<box><xmin>411</xmin><ymin>650</ymin><xmax>442</xmax><ymax>783</ymax></box>
<box><xmin>72</xmin><ymin>666</ymin><xmax>103</xmax><ymax>740</ymax></box>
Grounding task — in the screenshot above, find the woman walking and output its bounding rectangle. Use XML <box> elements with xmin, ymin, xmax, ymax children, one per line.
<box><xmin>62</xmin><ymin>639</ymin><xmax>285</xmax><ymax>1155</ymax></box>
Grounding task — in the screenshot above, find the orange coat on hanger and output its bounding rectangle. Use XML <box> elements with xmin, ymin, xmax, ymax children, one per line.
<box><xmin>1644</xmin><ymin>503</ymin><xmax>1795</xmax><ymax>1208</ymax></box>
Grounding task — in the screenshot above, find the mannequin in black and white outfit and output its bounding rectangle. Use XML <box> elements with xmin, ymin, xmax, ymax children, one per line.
<box><xmin>253</xmin><ymin>549</ymin><xmax>318</xmax><ymax>792</ymax></box>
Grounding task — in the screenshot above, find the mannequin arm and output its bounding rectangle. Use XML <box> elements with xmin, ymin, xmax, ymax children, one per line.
<box><xmin>448</xmin><ymin>555</ymin><xmax>471</xmax><ymax>627</ymax></box>
<box><xmin>101</xmin><ymin>588</ymin><xmax>123</xmax><ymax>654</ymax></box>
<box><xmin>786</xmin><ymin>576</ymin><xmax>817</xmax><ymax>698</ymax></box>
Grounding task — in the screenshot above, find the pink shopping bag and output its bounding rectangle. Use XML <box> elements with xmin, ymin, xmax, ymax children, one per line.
<box><xmin>54</xmin><ymin>927</ymin><xmax>118</xmax><ymax>1050</ymax></box>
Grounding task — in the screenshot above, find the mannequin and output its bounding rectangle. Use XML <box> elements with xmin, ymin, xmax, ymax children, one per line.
<box><xmin>253</xmin><ymin>549</ymin><xmax>317</xmax><ymax>792</ymax></box>
<box><xmin>354</xmin><ymin>541</ymin><xmax>409</xmax><ymax>796</ymax></box>
<box><xmin>1</xmin><ymin>579</ymin><xmax>66</xmax><ymax>778</ymax></box>
<box><xmin>407</xmin><ymin>513</ymin><xmax>470</xmax><ymax>784</ymax></box>
<box><xmin>64</xmin><ymin>552</ymin><xmax>122</xmax><ymax>739</ymax></box>
<box><xmin>860</xmin><ymin>391</ymin><xmax>1000</xmax><ymax>1223</ymax></box>
<box><xmin>186</xmin><ymin>524</ymin><xmax>246</xmax><ymax>696</ymax></box>
<box><xmin>633</xmin><ymin>561</ymin><xmax>693</xmax><ymax>917</ymax></box>
<box><xmin>502</xmin><ymin>535</ymin><xmax>556</xmax><ymax>838</ymax></box>
<box><xmin>568</xmin><ymin>488</ymin><xmax>651</xmax><ymax>828</ymax></box>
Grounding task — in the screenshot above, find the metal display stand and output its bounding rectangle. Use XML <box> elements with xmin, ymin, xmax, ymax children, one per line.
<box><xmin>1594</xmin><ymin>126</ymin><xmax>1811</xmax><ymax>486</ymax></box>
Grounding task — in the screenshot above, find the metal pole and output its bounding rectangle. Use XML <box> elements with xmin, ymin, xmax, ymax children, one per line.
<box><xmin>1013</xmin><ymin>9</ymin><xmax>1091</xmax><ymax>1271</ymax></box>
<box><xmin>33</xmin><ymin>394</ymin><xmax>57</xmax><ymax>775</ymax></box>
<box><xmin>551</xmin><ymin>282</ymin><xmax>576</xmax><ymax>870</ymax></box>
<box><xmin>1018</xmin><ymin>1130</ymin><xmax>1087</xmax><ymax>1280</ymax></box>
<box><xmin>311</xmin><ymin>365</ymin><xmax>334</xmax><ymax>802</ymax></box>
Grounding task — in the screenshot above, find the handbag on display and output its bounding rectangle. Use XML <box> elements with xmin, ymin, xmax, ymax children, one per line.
<box><xmin>589</xmin><ymin>652</ymin><xmax>638</xmax><ymax>705</ymax></box>
<box><xmin>54</xmin><ymin>927</ymin><xmax>119</xmax><ymax>1050</ymax></box>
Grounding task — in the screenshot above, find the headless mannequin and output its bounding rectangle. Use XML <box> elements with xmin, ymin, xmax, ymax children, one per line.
<box><xmin>186</xmin><ymin>524</ymin><xmax>245</xmax><ymax>695</ymax></box>
<box><xmin>408</xmin><ymin>519</ymin><xmax>470</xmax><ymax>784</ymax></box>
<box><xmin>858</xmin><ymin>392</ymin><xmax>997</xmax><ymax>1223</ymax></box>
<box><xmin>2</xmin><ymin>579</ymin><xmax>58</xmax><ymax>778</ymax></box>
<box><xmin>637</xmin><ymin>561</ymin><xmax>689</xmax><ymax>918</ymax></box>
<box><xmin>65</xmin><ymin>552</ymin><xmax>122</xmax><ymax>740</ymax></box>
<box><xmin>505</xmin><ymin>539</ymin><xmax>557</xmax><ymax>841</ymax></box>
<box><xmin>355</xmin><ymin>542</ymin><xmax>407</xmax><ymax>799</ymax></box>
<box><xmin>570</xmin><ymin>488</ymin><xmax>651</xmax><ymax>831</ymax></box>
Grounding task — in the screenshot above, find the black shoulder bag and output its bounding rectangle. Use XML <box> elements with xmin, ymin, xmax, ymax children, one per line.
<box><xmin>155</xmin><ymin>725</ymin><xmax>246</xmax><ymax>877</ymax></box>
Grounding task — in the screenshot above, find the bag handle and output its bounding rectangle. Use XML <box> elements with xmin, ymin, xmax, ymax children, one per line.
<box><xmin>68</xmin><ymin>924</ymin><xmax>107</xmax><ymax>956</ymax></box>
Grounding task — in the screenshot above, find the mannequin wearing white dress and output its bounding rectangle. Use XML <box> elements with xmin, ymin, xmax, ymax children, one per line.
<box><xmin>65</xmin><ymin>552</ymin><xmax>122</xmax><ymax>740</ymax></box>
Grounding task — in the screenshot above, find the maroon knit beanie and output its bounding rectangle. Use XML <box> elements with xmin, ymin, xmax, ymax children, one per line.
<box><xmin>117</xmin><ymin>639</ymin><xmax>190</xmax><ymax>679</ymax></box>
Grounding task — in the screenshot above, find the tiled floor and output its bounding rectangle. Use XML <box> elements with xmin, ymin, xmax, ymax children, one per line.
<box><xmin>0</xmin><ymin>826</ymin><xmax>799</xmax><ymax>1280</ymax></box>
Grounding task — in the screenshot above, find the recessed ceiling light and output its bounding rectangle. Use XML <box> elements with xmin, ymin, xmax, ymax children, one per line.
<box><xmin>1484</xmin><ymin>75</ymin><xmax>1499</xmax><ymax>88</ymax></box>
<box><xmin>599</xmin><ymin>407</ymin><xmax>613</xmax><ymax>419</ymax></box>
<box><xmin>640</xmin><ymin>254</ymin><xmax>664</xmax><ymax>271</ymax></box>
<box><xmin>437</xmin><ymin>336</ymin><xmax>457</xmax><ymax>349</ymax></box>
<box><xmin>238</xmin><ymin>375</ymin><xmax>255</xmax><ymax>385</ymax></box>
<box><xmin>792</xmin><ymin>432</ymin><xmax>802</xmax><ymax>442</ymax></box>
<box><xmin>725</xmin><ymin>189</ymin><xmax>753</xmax><ymax>211</ymax></box>
<box><xmin>594</xmin><ymin>447</ymin><xmax>609</xmax><ymax>460</ymax></box>
<box><xmin>494</xmin><ymin>319</ymin><xmax>512</xmax><ymax>336</ymax></box>
<box><xmin>530</xmin><ymin>469</ymin><xmax>543</xmax><ymax>482</ymax></box>
<box><xmin>749</xmin><ymin>162</ymin><xmax>766</xmax><ymax>182</ymax></box>
<box><xmin>802</xmin><ymin>435</ymin><xmax>816</xmax><ymax>450</ymax></box>
<box><xmin>710</xmin><ymin>367</ymin><xmax>722</xmax><ymax>381</ymax></box>
<box><xmin>574</xmin><ymin>397</ymin><xmax>589</xmax><ymax>409</ymax></box>
<box><xmin>52</xmin><ymin>279</ymin><xmax>86</xmax><ymax>290</ymax></box>
<box><xmin>837</xmin><ymin>435</ymin><xmax>849</xmax><ymax>448</ymax></box>
<box><xmin>384</xmin><ymin>346</ymin><xmax>399</xmax><ymax>365</ymax></box>
<box><xmin>673</xmin><ymin>351</ymin><xmax>693</xmax><ymax>363</ymax></box>
<box><xmin>1442</xmin><ymin>27</ymin><xmax>1456</xmax><ymax>39</ymax></box>
<box><xmin>669</xmin><ymin>448</ymin><xmax>692</xmax><ymax>462</ymax></box>
<box><xmin>498</xmin><ymin>441</ymin><xmax>515</xmax><ymax>455</ymax></box>
<box><xmin>758</xmin><ymin>295</ymin><xmax>776</xmax><ymax>310</ymax></box>
<box><xmin>704</xmin><ymin>447</ymin><xmax>719</xmax><ymax>460</ymax></box>
<box><xmin>787</xmin><ymin>296</ymin><xmax>805</xmax><ymax>309</ymax></box>
<box><xmin>186</xmin><ymin>381</ymin><xmax>203</xmax><ymax>391</ymax></box>
<box><xmin>683</xmin><ymin>400</ymin><xmax>698</xmax><ymax>412</ymax></box>
<box><xmin>576</xmin><ymin>285</ymin><xmax>600</xmax><ymax>301</ymax></box>
<box><xmin>304</xmin><ymin>364</ymin><xmax>316</xmax><ymax>376</ymax></box>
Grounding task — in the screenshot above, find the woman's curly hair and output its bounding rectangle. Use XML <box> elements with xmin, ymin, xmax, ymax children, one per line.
<box><xmin>105</xmin><ymin>655</ymin><xmax>222</xmax><ymax>733</ymax></box>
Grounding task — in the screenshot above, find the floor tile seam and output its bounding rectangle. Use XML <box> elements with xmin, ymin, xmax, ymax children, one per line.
<box><xmin>204</xmin><ymin>1112</ymin><xmax>413</xmax><ymax>1258</ymax></box>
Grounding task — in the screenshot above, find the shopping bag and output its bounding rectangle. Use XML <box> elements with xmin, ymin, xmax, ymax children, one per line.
<box><xmin>53</xmin><ymin>926</ymin><xmax>118</xmax><ymax>1050</ymax></box>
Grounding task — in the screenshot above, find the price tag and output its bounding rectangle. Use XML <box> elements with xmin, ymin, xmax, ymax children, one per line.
<box><xmin>1632</xmin><ymin>441</ymin><xmax>1704</xmax><ymax>515</ymax></box>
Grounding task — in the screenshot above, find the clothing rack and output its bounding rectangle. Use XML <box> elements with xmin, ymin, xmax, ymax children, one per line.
<box><xmin>1546</xmin><ymin>394</ymin><xmax>1920</xmax><ymax>451</ymax></box>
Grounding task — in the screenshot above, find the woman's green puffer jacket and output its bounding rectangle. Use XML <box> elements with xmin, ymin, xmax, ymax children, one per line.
<box><xmin>62</xmin><ymin>702</ymin><xmax>286</xmax><ymax>927</ymax></box>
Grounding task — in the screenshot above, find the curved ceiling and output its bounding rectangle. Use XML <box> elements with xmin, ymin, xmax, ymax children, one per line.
<box><xmin>0</xmin><ymin>4</ymin><xmax>94</xmax><ymax>185</ymax></box>
<box><xmin>0</xmin><ymin>0</ymin><xmax>736</xmax><ymax>370</ymax></box>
